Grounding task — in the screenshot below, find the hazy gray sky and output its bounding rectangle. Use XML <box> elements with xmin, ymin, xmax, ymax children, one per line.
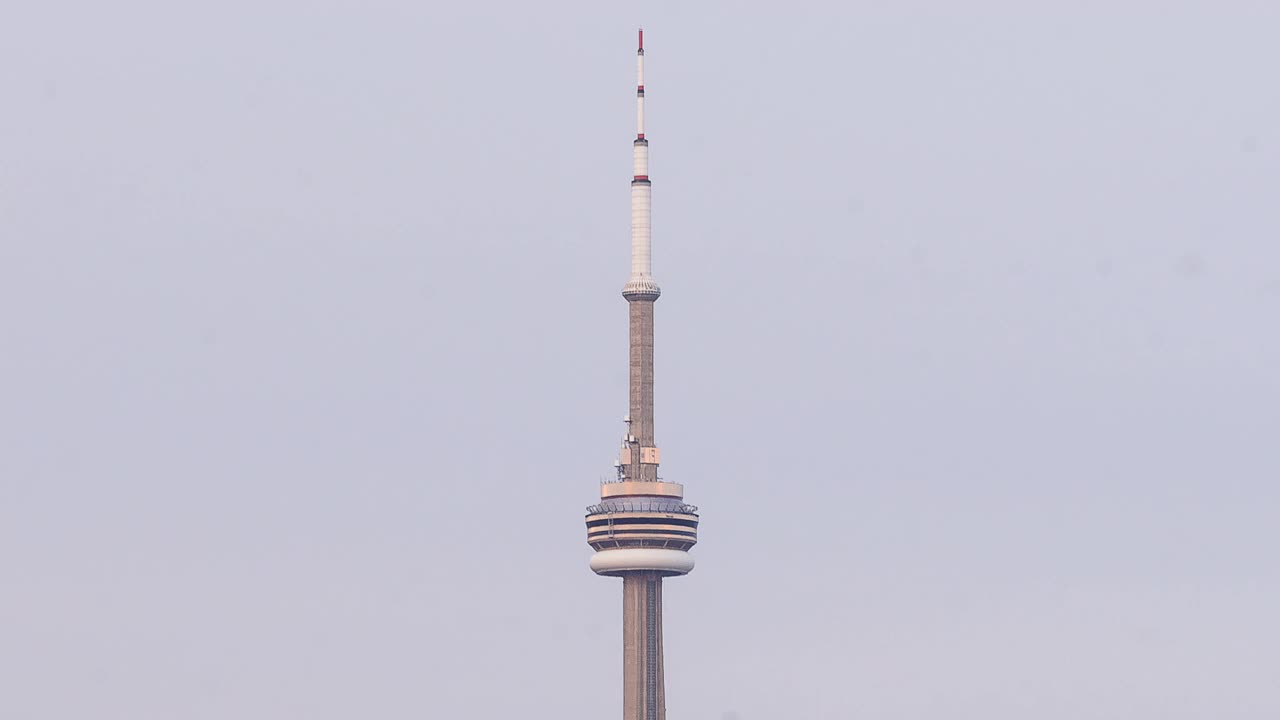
<box><xmin>2</xmin><ymin>2</ymin><xmax>1278</xmax><ymax>718</ymax></box>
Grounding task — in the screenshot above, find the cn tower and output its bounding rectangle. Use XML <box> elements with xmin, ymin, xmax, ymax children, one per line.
<box><xmin>586</xmin><ymin>30</ymin><xmax>699</xmax><ymax>720</ymax></box>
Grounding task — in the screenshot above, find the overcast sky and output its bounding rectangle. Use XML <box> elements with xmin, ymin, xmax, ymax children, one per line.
<box><xmin>2</xmin><ymin>2</ymin><xmax>1278</xmax><ymax>718</ymax></box>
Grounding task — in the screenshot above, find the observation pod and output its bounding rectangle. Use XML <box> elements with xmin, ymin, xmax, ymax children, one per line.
<box><xmin>586</xmin><ymin>481</ymin><xmax>698</xmax><ymax>577</ymax></box>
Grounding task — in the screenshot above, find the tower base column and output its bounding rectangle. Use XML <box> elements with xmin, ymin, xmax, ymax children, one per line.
<box><xmin>622</xmin><ymin>573</ymin><xmax>665</xmax><ymax>720</ymax></box>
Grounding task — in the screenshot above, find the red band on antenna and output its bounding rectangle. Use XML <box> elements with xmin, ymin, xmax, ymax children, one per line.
<box><xmin>638</xmin><ymin>29</ymin><xmax>643</xmax><ymax>51</ymax></box>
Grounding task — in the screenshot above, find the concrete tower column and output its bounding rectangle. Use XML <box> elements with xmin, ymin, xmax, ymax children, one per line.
<box><xmin>623</xmin><ymin>574</ymin><xmax>665</xmax><ymax>720</ymax></box>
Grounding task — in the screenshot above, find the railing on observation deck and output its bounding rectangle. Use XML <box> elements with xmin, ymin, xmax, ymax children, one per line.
<box><xmin>586</xmin><ymin>499</ymin><xmax>699</xmax><ymax>515</ymax></box>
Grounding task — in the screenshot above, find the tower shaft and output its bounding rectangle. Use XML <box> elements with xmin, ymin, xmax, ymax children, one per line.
<box><xmin>623</xmin><ymin>574</ymin><xmax>666</xmax><ymax>720</ymax></box>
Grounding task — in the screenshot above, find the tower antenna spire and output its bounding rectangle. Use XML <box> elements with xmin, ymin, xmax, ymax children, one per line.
<box><xmin>623</xmin><ymin>26</ymin><xmax>658</xmax><ymax>302</ymax></box>
<box><xmin>636</xmin><ymin>29</ymin><xmax>644</xmax><ymax>139</ymax></box>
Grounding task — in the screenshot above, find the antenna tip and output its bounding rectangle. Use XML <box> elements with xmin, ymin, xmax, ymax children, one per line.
<box><xmin>638</xmin><ymin>28</ymin><xmax>643</xmax><ymax>50</ymax></box>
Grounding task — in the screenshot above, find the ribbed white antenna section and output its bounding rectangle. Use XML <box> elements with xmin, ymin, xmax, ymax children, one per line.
<box><xmin>623</xmin><ymin>28</ymin><xmax>660</xmax><ymax>300</ymax></box>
